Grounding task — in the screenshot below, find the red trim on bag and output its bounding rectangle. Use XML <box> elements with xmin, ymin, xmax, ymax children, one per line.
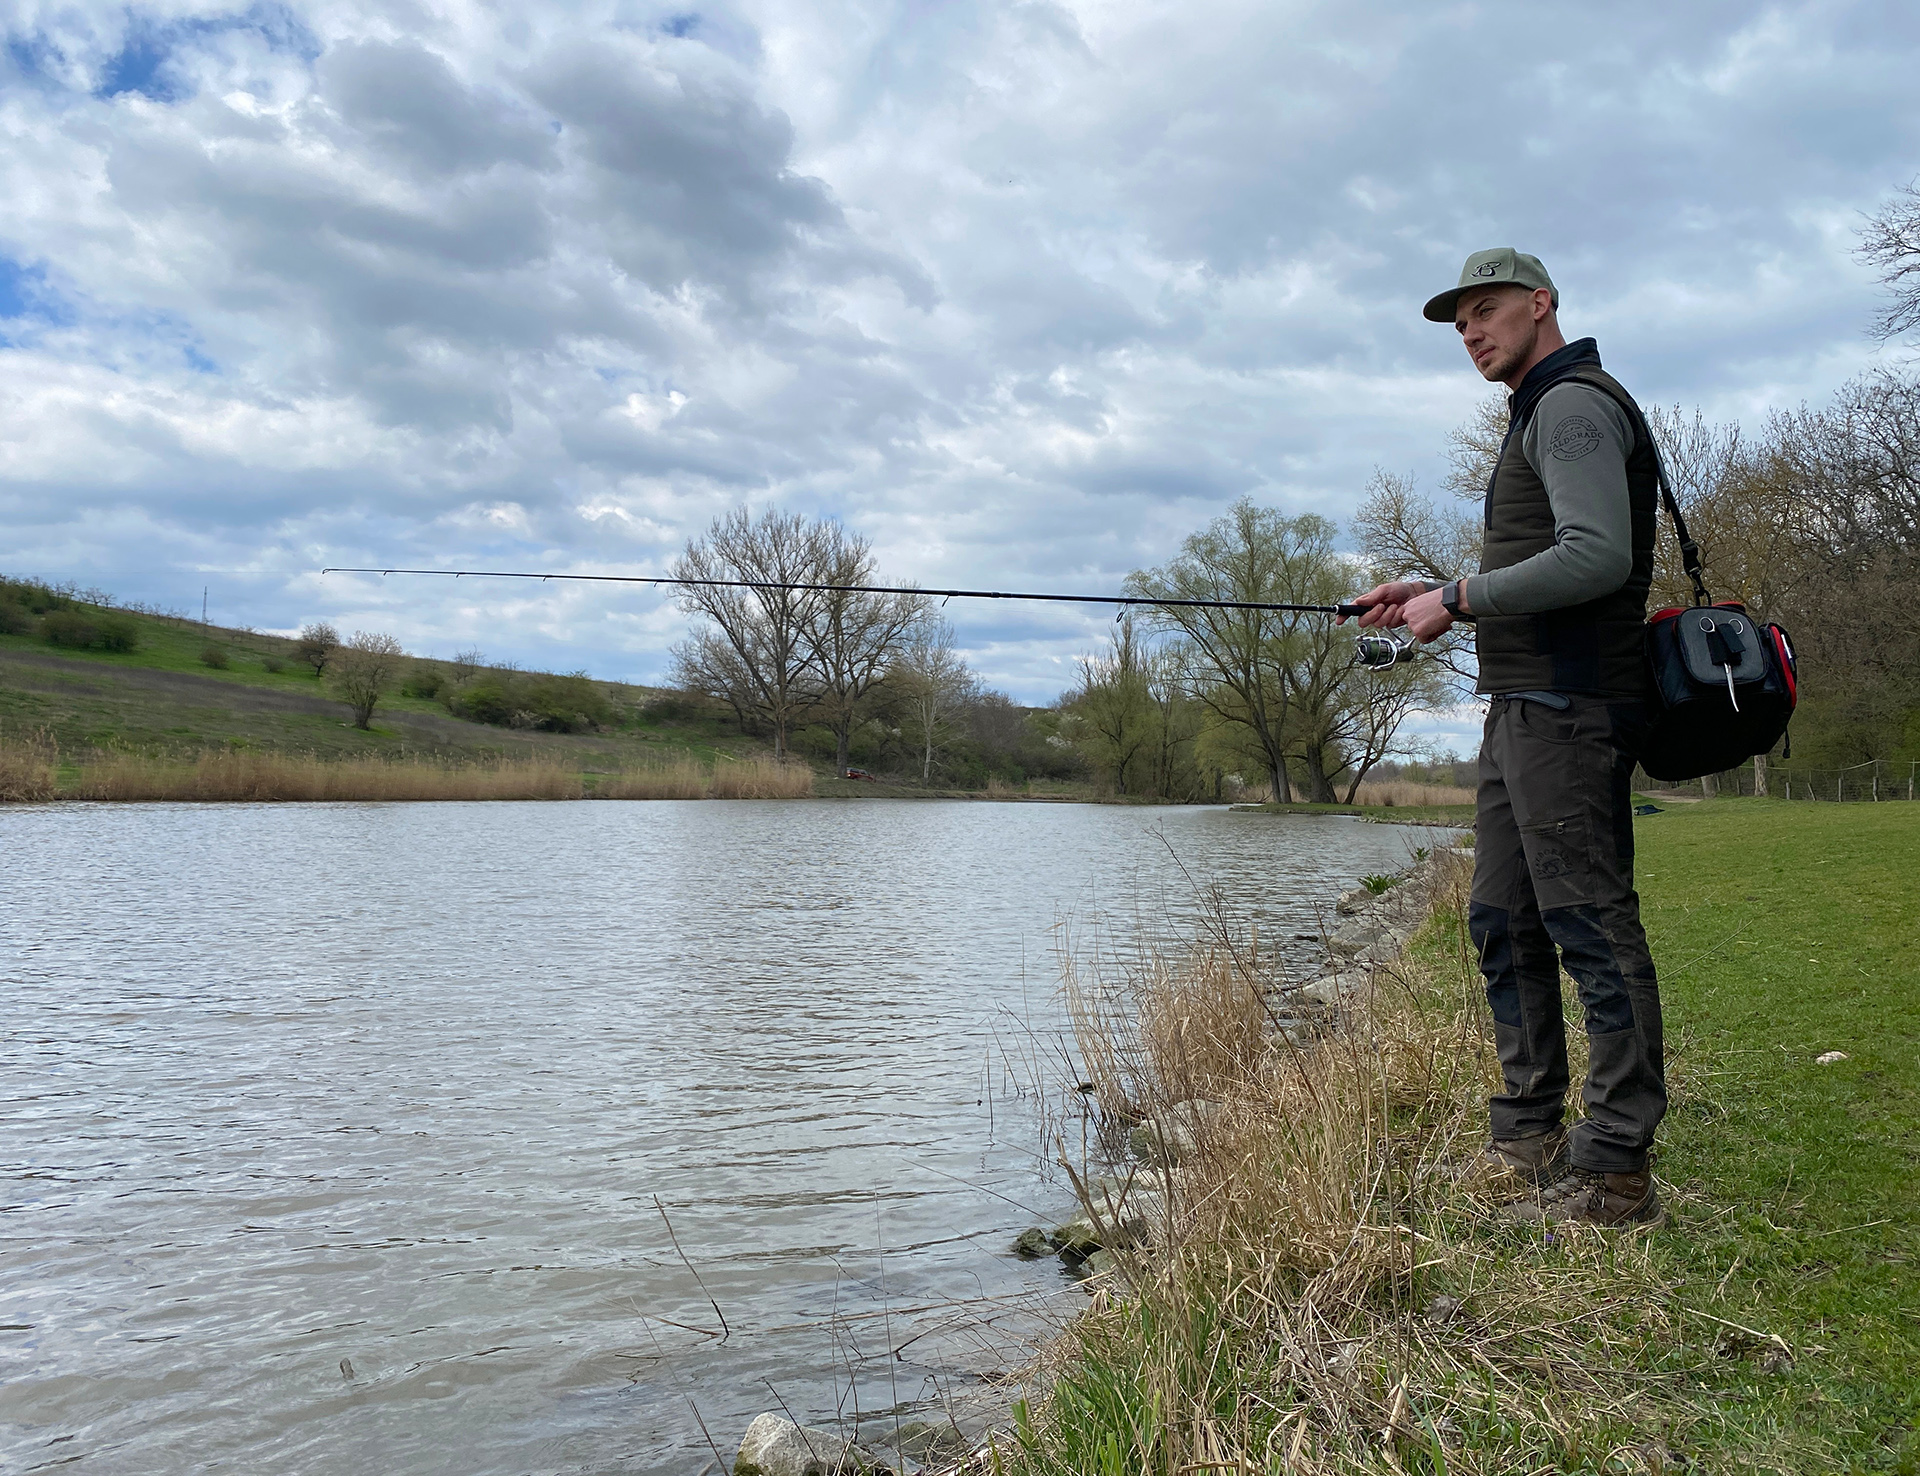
<box><xmin>1771</xmin><ymin>627</ymin><xmax>1797</xmax><ymax>706</ymax></box>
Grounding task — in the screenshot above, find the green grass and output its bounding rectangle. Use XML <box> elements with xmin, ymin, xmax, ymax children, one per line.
<box><xmin>0</xmin><ymin>600</ymin><xmax>754</xmax><ymax>767</ymax></box>
<box><xmin>1002</xmin><ymin>798</ymin><xmax>1918</xmax><ymax>1474</ymax></box>
<box><xmin>1637</xmin><ymin>799</ymin><xmax>1920</xmax><ymax>1469</ymax></box>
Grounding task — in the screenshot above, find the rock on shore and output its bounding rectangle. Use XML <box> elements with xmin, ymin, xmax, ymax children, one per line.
<box><xmin>733</xmin><ymin>1413</ymin><xmax>894</xmax><ymax>1475</ymax></box>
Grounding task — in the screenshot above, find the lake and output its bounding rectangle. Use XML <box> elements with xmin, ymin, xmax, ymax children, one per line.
<box><xmin>0</xmin><ymin>799</ymin><xmax>1440</xmax><ymax>1474</ymax></box>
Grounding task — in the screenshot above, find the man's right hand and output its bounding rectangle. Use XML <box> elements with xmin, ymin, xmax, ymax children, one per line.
<box><xmin>1343</xmin><ymin>581</ymin><xmax>1433</xmax><ymax>629</ymax></box>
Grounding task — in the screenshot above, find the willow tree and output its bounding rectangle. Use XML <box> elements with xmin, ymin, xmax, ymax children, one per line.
<box><xmin>1124</xmin><ymin>500</ymin><xmax>1337</xmax><ymax>804</ymax></box>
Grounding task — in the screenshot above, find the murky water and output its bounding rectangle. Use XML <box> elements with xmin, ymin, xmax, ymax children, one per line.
<box><xmin>1</xmin><ymin>800</ymin><xmax>1439</xmax><ymax>1474</ymax></box>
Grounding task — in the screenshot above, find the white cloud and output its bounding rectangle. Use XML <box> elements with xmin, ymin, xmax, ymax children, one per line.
<box><xmin>0</xmin><ymin>0</ymin><xmax>1915</xmax><ymax>700</ymax></box>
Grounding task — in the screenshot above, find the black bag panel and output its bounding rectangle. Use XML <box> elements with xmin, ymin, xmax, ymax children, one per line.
<box><xmin>1675</xmin><ymin>608</ymin><xmax>1769</xmax><ymax>688</ymax></box>
<box><xmin>1638</xmin><ymin>605</ymin><xmax>1798</xmax><ymax>781</ymax></box>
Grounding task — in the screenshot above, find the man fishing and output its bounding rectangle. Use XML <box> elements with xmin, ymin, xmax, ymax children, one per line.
<box><xmin>1347</xmin><ymin>248</ymin><xmax>1665</xmax><ymax>1227</ymax></box>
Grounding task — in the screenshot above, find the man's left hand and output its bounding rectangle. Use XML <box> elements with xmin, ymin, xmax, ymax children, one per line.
<box><xmin>1402</xmin><ymin>583</ymin><xmax>1458</xmax><ymax>642</ymax></box>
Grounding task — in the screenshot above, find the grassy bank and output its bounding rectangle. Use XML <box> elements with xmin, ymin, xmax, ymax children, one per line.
<box><xmin>0</xmin><ymin>587</ymin><xmax>752</xmax><ymax>767</ymax></box>
<box><xmin>997</xmin><ymin>800</ymin><xmax>1917</xmax><ymax>1474</ymax></box>
<box><xmin>0</xmin><ymin>744</ymin><xmax>813</xmax><ymax>802</ymax></box>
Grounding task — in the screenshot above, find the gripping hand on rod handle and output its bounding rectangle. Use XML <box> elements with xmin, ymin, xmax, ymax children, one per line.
<box><xmin>1340</xmin><ymin>579</ymin><xmax>1462</xmax><ymax>643</ymax></box>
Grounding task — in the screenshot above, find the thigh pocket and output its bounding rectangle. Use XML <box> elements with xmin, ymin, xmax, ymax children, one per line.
<box><xmin>1519</xmin><ymin>815</ymin><xmax>1595</xmax><ymax>910</ymax></box>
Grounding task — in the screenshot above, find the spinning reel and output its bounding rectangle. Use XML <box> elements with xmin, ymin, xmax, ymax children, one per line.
<box><xmin>1354</xmin><ymin>632</ymin><xmax>1419</xmax><ymax>670</ymax></box>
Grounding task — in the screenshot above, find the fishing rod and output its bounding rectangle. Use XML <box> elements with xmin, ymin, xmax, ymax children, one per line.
<box><xmin>319</xmin><ymin>566</ymin><xmax>1420</xmax><ymax>669</ymax></box>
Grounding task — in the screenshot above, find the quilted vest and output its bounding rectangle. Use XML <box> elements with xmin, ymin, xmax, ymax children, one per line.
<box><xmin>1475</xmin><ymin>362</ymin><xmax>1658</xmax><ymax>697</ymax></box>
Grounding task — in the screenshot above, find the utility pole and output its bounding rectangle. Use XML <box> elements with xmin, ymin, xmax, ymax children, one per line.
<box><xmin>202</xmin><ymin>587</ymin><xmax>208</xmax><ymax>628</ymax></box>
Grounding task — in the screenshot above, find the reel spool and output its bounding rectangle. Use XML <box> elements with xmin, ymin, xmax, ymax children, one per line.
<box><xmin>1355</xmin><ymin>632</ymin><xmax>1418</xmax><ymax>670</ymax></box>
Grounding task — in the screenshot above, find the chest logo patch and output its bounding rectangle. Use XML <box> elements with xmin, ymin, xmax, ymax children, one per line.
<box><xmin>1550</xmin><ymin>414</ymin><xmax>1603</xmax><ymax>461</ymax></box>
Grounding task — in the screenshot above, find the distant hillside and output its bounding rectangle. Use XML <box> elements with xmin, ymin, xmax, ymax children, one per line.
<box><xmin>0</xmin><ymin>578</ymin><xmax>756</xmax><ymax>770</ymax></box>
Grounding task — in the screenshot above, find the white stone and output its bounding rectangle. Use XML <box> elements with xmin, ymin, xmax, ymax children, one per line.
<box><xmin>734</xmin><ymin>1413</ymin><xmax>889</xmax><ymax>1476</ymax></box>
<box><xmin>1815</xmin><ymin>1050</ymin><xmax>1850</xmax><ymax>1065</ymax></box>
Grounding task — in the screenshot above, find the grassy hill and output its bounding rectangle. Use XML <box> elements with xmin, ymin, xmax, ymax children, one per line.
<box><xmin>0</xmin><ymin>580</ymin><xmax>757</xmax><ymax>771</ymax></box>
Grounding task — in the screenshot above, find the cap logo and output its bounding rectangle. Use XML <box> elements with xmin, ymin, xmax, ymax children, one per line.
<box><xmin>1472</xmin><ymin>262</ymin><xmax>1499</xmax><ymax>278</ymax></box>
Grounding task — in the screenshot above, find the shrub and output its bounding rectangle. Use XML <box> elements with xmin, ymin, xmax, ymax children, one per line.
<box><xmin>0</xmin><ymin>599</ymin><xmax>35</xmax><ymax>636</ymax></box>
<box><xmin>41</xmin><ymin>610</ymin><xmax>100</xmax><ymax>648</ymax></box>
<box><xmin>402</xmin><ymin>667</ymin><xmax>444</xmax><ymax>699</ymax></box>
<box><xmin>262</xmin><ymin>655</ymin><xmax>286</xmax><ymax>673</ymax></box>
<box><xmin>200</xmin><ymin>644</ymin><xmax>230</xmax><ymax>669</ymax></box>
<box><xmin>2</xmin><ymin>578</ymin><xmax>74</xmax><ymax>615</ymax></box>
<box><xmin>96</xmin><ymin>615</ymin><xmax>139</xmax><ymax>653</ymax></box>
<box><xmin>447</xmin><ymin>676</ymin><xmax>517</xmax><ymax>727</ymax></box>
<box><xmin>447</xmin><ymin>671</ymin><xmax>610</xmax><ymax>732</ymax></box>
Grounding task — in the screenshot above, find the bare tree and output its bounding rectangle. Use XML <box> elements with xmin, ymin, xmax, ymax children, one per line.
<box><xmin>296</xmin><ymin>620</ymin><xmax>339</xmax><ymax>677</ymax></box>
<box><xmin>450</xmin><ymin>647</ymin><xmax>485</xmax><ymax>684</ymax></box>
<box><xmin>1859</xmin><ymin>181</ymin><xmax>1920</xmax><ymax>342</ymax></box>
<box><xmin>330</xmin><ymin>631</ymin><xmax>406</xmax><ymax>729</ymax></box>
<box><xmin>671</xmin><ymin>626</ymin><xmax>760</xmax><ymax>733</ymax></box>
<box><xmin>805</xmin><ymin>524</ymin><xmax>928</xmax><ymax>775</ymax></box>
<box><xmin>893</xmin><ymin>617</ymin><xmax>979</xmax><ymax>782</ymax></box>
<box><xmin>672</xmin><ymin>509</ymin><xmax>828</xmax><ymax>760</ymax></box>
<box><xmin>1445</xmin><ymin>392</ymin><xmax>1510</xmax><ymax>497</ymax></box>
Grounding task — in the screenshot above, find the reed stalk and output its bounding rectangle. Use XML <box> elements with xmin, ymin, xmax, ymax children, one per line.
<box><xmin>0</xmin><ymin>742</ymin><xmax>816</xmax><ymax>802</ymax></box>
<box><xmin>989</xmin><ymin>855</ymin><xmax>1805</xmax><ymax>1474</ymax></box>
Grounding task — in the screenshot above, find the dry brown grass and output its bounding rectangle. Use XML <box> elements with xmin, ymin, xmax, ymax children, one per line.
<box><xmin>0</xmin><ymin>742</ymin><xmax>817</xmax><ymax>803</ymax></box>
<box><xmin>1232</xmin><ymin>781</ymin><xmax>1476</xmax><ymax>807</ymax></box>
<box><xmin>0</xmin><ymin>729</ymin><xmax>58</xmax><ymax>802</ymax></box>
<box><xmin>993</xmin><ymin>857</ymin><xmax>1799</xmax><ymax>1475</ymax></box>
<box><xmin>707</xmin><ymin>756</ymin><xmax>814</xmax><ymax>799</ymax></box>
<box><xmin>1349</xmin><ymin>779</ymin><xmax>1476</xmax><ymax>808</ymax></box>
<box><xmin>67</xmin><ymin>749</ymin><xmax>587</xmax><ymax>801</ymax></box>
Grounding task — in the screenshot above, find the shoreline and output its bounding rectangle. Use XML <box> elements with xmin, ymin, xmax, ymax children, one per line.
<box><xmin>730</xmin><ymin>846</ymin><xmax>1468</xmax><ymax>1476</ymax></box>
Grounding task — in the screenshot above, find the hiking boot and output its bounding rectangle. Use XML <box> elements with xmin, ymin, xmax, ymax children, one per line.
<box><xmin>1454</xmin><ymin>1127</ymin><xmax>1569</xmax><ymax>1195</ymax></box>
<box><xmin>1507</xmin><ymin>1168</ymin><xmax>1663</xmax><ymax>1228</ymax></box>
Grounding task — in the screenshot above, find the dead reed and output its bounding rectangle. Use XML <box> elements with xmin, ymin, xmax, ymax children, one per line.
<box><xmin>67</xmin><ymin>749</ymin><xmax>587</xmax><ymax>802</ymax></box>
<box><xmin>706</xmin><ymin>756</ymin><xmax>815</xmax><ymax>799</ymax></box>
<box><xmin>1349</xmin><ymin>779</ymin><xmax>1476</xmax><ymax>808</ymax></box>
<box><xmin>0</xmin><ymin>738</ymin><xmax>818</xmax><ymax>803</ymax></box>
<box><xmin>996</xmin><ymin>857</ymin><xmax>1804</xmax><ymax>1474</ymax></box>
<box><xmin>0</xmin><ymin>729</ymin><xmax>58</xmax><ymax>803</ymax></box>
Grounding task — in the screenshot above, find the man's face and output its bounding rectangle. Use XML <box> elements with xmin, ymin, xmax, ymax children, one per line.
<box><xmin>1454</xmin><ymin>286</ymin><xmax>1549</xmax><ymax>384</ymax></box>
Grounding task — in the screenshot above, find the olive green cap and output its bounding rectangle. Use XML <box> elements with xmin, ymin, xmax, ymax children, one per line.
<box><xmin>1423</xmin><ymin>247</ymin><xmax>1558</xmax><ymax>323</ymax></box>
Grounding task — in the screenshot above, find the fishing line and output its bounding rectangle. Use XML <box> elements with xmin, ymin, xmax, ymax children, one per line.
<box><xmin>320</xmin><ymin>566</ymin><xmax>1421</xmax><ymax>668</ymax></box>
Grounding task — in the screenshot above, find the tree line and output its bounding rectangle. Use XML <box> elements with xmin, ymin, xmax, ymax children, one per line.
<box><xmin>662</xmin><ymin>501</ymin><xmax>1445</xmax><ymax>799</ymax></box>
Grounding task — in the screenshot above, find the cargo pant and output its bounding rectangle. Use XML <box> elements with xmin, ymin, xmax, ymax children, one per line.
<box><xmin>1470</xmin><ymin>694</ymin><xmax>1666</xmax><ymax>1173</ymax></box>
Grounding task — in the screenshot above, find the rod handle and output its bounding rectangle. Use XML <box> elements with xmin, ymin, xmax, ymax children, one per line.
<box><xmin>1335</xmin><ymin>602</ymin><xmax>1370</xmax><ymax>619</ymax></box>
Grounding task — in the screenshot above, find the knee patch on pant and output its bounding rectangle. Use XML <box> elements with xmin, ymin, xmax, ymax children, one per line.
<box><xmin>1542</xmin><ymin>904</ymin><xmax>1635</xmax><ymax>1035</ymax></box>
<box><xmin>1469</xmin><ymin>900</ymin><xmax>1523</xmax><ymax>1028</ymax></box>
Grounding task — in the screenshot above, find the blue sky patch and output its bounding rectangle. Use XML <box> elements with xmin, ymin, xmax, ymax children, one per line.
<box><xmin>92</xmin><ymin>4</ymin><xmax>320</xmax><ymax>102</ymax></box>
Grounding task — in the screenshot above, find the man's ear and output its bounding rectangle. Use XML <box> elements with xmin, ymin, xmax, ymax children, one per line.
<box><xmin>1532</xmin><ymin>287</ymin><xmax>1554</xmax><ymax>322</ymax></box>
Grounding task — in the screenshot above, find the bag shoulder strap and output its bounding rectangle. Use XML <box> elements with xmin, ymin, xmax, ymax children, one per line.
<box><xmin>1567</xmin><ymin>370</ymin><xmax>1712</xmax><ymax>607</ymax></box>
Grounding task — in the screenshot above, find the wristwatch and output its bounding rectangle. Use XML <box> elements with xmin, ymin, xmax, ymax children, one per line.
<box><xmin>1440</xmin><ymin>579</ymin><xmax>1474</xmax><ymax>623</ymax></box>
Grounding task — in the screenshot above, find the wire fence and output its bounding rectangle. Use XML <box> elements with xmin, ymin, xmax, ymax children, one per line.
<box><xmin>1637</xmin><ymin>758</ymin><xmax>1920</xmax><ymax>802</ymax></box>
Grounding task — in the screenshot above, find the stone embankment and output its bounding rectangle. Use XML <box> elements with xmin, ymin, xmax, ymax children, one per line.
<box><xmin>727</xmin><ymin>847</ymin><xmax>1467</xmax><ymax>1476</ymax></box>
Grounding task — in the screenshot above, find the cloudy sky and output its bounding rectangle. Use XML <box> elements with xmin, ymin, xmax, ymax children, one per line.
<box><xmin>2</xmin><ymin>0</ymin><xmax>1916</xmax><ymax>711</ymax></box>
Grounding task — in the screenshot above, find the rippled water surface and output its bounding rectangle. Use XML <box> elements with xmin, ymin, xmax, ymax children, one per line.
<box><xmin>2</xmin><ymin>800</ymin><xmax>1439</xmax><ymax>1474</ymax></box>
